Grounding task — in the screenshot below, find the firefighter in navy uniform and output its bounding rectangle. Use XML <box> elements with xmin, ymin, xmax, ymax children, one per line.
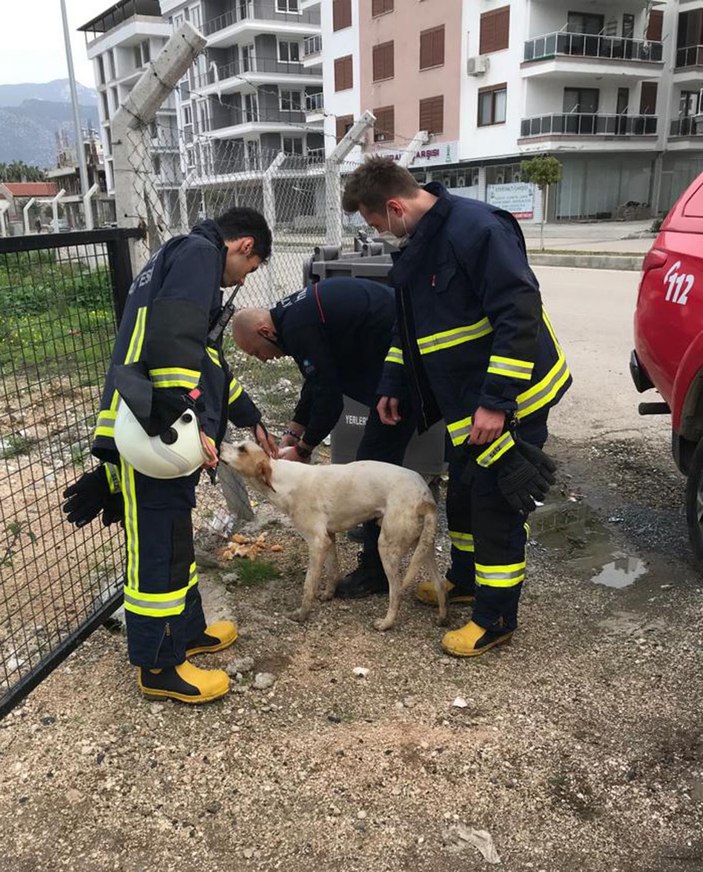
<box><xmin>341</xmin><ymin>158</ymin><xmax>572</xmax><ymax>657</ymax></box>
<box><xmin>62</xmin><ymin>209</ymin><xmax>275</xmax><ymax>703</ymax></box>
<box><xmin>230</xmin><ymin>278</ymin><xmax>418</xmax><ymax>560</ymax></box>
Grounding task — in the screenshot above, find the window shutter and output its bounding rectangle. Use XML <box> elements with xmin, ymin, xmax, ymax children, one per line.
<box><xmin>419</xmin><ymin>96</ymin><xmax>443</xmax><ymax>134</ymax></box>
<box><xmin>639</xmin><ymin>82</ymin><xmax>658</xmax><ymax>114</ymax></box>
<box><xmin>333</xmin><ymin>0</ymin><xmax>352</xmax><ymax>32</ymax></box>
<box><xmin>372</xmin><ymin>0</ymin><xmax>393</xmax><ymax>16</ymax></box>
<box><xmin>646</xmin><ymin>10</ymin><xmax>663</xmax><ymax>41</ymax></box>
<box><xmin>373</xmin><ymin>41</ymin><xmax>394</xmax><ymax>81</ymax></box>
<box><xmin>334</xmin><ymin>55</ymin><xmax>353</xmax><ymax>91</ymax></box>
<box><xmin>480</xmin><ymin>6</ymin><xmax>510</xmax><ymax>54</ymax></box>
<box><xmin>373</xmin><ymin>106</ymin><xmax>395</xmax><ymax>141</ymax></box>
<box><xmin>420</xmin><ymin>26</ymin><xmax>445</xmax><ymax>69</ymax></box>
<box><xmin>336</xmin><ymin>114</ymin><xmax>353</xmax><ymax>141</ymax></box>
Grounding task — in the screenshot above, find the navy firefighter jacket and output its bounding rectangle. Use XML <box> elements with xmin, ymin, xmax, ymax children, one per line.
<box><xmin>377</xmin><ymin>183</ymin><xmax>572</xmax><ymax>450</ymax></box>
<box><xmin>91</xmin><ymin>220</ymin><xmax>260</xmax><ymax>464</ymax></box>
<box><xmin>270</xmin><ymin>277</ymin><xmax>396</xmax><ymax>447</ymax></box>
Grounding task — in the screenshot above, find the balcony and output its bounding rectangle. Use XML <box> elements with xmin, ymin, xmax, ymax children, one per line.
<box><xmin>674</xmin><ymin>45</ymin><xmax>703</xmax><ymax>82</ymax></box>
<box><xmin>523</xmin><ymin>31</ymin><xmax>664</xmax><ymax>80</ymax></box>
<box><xmin>520</xmin><ymin>112</ymin><xmax>658</xmax><ymax>149</ymax></box>
<box><xmin>206</xmin><ymin>107</ymin><xmax>309</xmax><ymax>138</ymax></box>
<box><xmin>303</xmin><ymin>34</ymin><xmax>322</xmax><ymax>66</ymax></box>
<box><xmin>192</xmin><ymin>56</ymin><xmax>322</xmax><ymax>95</ymax></box>
<box><xmin>204</xmin><ymin>1</ymin><xmax>320</xmax><ymax>48</ymax></box>
<box><xmin>305</xmin><ymin>91</ymin><xmax>323</xmax><ymax>116</ymax></box>
<box><xmin>669</xmin><ymin>116</ymin><xmax>703</xmax><ymax>149</ymax></box>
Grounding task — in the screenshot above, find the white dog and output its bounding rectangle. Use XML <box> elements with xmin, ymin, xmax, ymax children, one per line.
<box><xmin>219</xmin><ymin>441</ymin><xmax>448</xmax><ymax>631</ymax></box>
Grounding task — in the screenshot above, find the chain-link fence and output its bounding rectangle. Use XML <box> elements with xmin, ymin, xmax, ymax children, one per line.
<box><xmin>122</xmin><ymin>120</ymin><xmax>368</xmax><ymax>308</ymax></box>
<box><xmin>0</xmin><ymin>229</ymin><xmax>138</xmax><ymax>716</ymax></box>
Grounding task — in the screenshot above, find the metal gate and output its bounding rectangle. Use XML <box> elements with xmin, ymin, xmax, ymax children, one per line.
<box><xmin>0</xmin><ymin>228</ymin><xmax>139</xmax><ymax>717</ymax></box>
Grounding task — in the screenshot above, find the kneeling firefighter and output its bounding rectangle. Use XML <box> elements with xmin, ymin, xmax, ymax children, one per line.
<box><xmin>62</xmin><ymin>208</ymin><xmax>276</xmax><ymax>703</ymax></box>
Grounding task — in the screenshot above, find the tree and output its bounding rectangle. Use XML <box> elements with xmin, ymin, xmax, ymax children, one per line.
<box><xmin>520</xmin><ymin>156</ymin><xmax>562</xmax><ymax>252</ymax></box>
<box><xmin>0</xmin><ymin>161</ymin><xmax>46</xmax><ymax>183</ymax></box>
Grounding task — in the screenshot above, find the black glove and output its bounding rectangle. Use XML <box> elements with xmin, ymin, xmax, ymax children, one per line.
<box><xmin>62</xmin><ymin>466</ymin><xmax>123</xmax><ymax>528</ymax></box>
<box><xmin>515</xmin><ymin>437</ymin><xmax>557</xmax><ymax>489</ymax></box>
<box><xmin>101</xmin><ymin>492</ymin><xmax>125</xmax><ymax>527</ymax></box>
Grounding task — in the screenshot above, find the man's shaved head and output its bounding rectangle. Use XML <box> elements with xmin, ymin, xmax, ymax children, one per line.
<box><xmin>231</xmin><ymin>308</ymin><xmax>285</xmax><ymax>362</ymax></box>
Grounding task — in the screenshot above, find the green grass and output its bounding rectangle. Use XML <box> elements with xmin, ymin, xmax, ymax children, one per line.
<box><xmin>229</xmin><ymin>558</ymin><xmax>281</xmax><ymax>588</ymax></box>
<box><xmin>0</xmin><ymin>434</ymin><xmax>36</xmax><ymax>459</ymax></box>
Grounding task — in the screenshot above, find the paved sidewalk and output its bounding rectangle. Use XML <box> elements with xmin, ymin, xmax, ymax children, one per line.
<box><xmin>521</xmin><ymin>219</ymin><xmax>654</xmax><ymax>254</ymax></box>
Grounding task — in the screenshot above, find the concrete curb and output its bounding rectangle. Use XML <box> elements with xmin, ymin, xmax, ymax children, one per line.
<box><xmin>528</xmin><ymin>252</ymin><xmax>643</xmax><ymax>271</ymax></box>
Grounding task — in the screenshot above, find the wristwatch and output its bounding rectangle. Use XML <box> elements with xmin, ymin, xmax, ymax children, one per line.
<box><xmin>283</xmin><ymin>429</ymin><xmax>301</xmax><ymax>442</ymax></box>
<box><xmin>296</xmin><ymin>443</ymin><xmax>313</xmax><ymax>459</ymax></box>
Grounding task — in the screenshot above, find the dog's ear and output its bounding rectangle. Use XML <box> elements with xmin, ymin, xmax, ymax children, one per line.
<box><xmin>256</xmin><ymin>457</ymin><xmax>276</xmax><ymax>492</ymax></box>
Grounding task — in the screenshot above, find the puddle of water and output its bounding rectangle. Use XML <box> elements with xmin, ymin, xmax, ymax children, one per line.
<box><xmin>591</xmin><ymin>555</ymin><xmax>648</xmax><ymax>589</ymax></box>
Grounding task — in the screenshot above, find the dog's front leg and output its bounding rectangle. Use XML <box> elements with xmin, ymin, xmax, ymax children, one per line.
<box><xmin>319</xmin><ymin>534</ymin><xmax>340</xmax><ymax>601</ymax></box>
<box><xmin>288</xmin><ymin>535</ymin><xmax>330</xmax><ymax>623</ymax></box>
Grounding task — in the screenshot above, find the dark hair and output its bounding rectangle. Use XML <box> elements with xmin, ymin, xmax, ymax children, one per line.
<box><xmin>215</xmin><ymin>206</ymin><xmax>272</xmax><ymax>262</ymax></box>
<box><xmin>341</xmin><ymin>156</ymin><xmax>421</xmax><ymax>214</ymax></box>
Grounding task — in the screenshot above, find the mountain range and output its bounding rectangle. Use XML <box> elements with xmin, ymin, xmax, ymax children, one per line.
<box><xmin>0</xmin><ymin>79</ymin><xmax>99</xmax><ymax>169</ymax></box>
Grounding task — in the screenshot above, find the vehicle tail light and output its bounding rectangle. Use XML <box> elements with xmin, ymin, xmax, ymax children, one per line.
<box><xmin>641</xmin><ymin>248</ymin><xmax>668</xmax><ymax>275</ymax></box>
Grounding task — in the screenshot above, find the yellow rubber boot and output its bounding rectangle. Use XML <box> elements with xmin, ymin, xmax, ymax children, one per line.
<box><xmin>441</xmin><ymin>620</ymin><xmax>513</xmax><ymax>658</ymax></box>
<box><xmin>416</xmin><ymin>579</ymin><xmax>476</xmax><ymax>606</ymax></box>
<box><xmin>185</xmin><ymin>620</ymin><xmax>238</xmax><ymax>656</ymax></box>
<box><xmin>138</xmin><ymin>660</ymin><xmax>230</xmax><ymax>704</ymax></box>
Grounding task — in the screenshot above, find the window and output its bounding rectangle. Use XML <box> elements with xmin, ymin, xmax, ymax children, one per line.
<box><xmin>279</xmin><ymin>41</ymin><xmax>301</xmax><ymax>62</ymax></box>
<box><xmin>478</xmin><ymin>84</ymin><xmax>507</xmax><ymax>126</ymax></box>
<box><xmin>110</xmin><ymin>87</ymin><xmax>119</xmax><ymax>113</ymax></box>
<box><xmin>419</xmin><ymin>95</ymin><xmax>443</xmax><ymax>134</ymax></box>
<box><xmin>334</xmin><ymin>55</ymin><xmax>353</xmax><ymax>91</ymax></box>
<box><xmin>276</xmin><ymin>0</ymin><xmax>299</xmax><ymax>11</ymax></box>
<box><xmin>373</xmin><ymin>106</ymin><xmax>394</xmax><ymax>141</ymax></box>
<box><xmin>640</xmin><ymin>82</ymin><xmax>658</xmax><ymax>115</ymax></box>
<box><xmin>101</xmin><ymin>91</ymin><xmax>109</xmax><ymax>120</ymax></box>
<box><xmin>372</xmin><ymin>41</ymin><xmax>394</xmax><ymax>81</ymax></box>
<box><xmin>479</xmin><ymin>7</ymin><xmax>510</xmax><ymax>54</ymax></box>
<box><xmin>97</xmin><ymin>56</ymin><xmax>105</xmax><ymax>85</ymax></box>
<box><xmin>372</xmin><ymin>0</ymin><xmax>393</xmax><ymax>16</ymax></box>
<box><xmin>622</xmin><ymin>13</ymin><xmax>635</xmax><ymax>39</ymax></box>
<box><xmin>244</xmin><ymin>94</ymin><xmax>259</xmax><ymax>122</ymax></box>
<box><xmin>336</xmin><ymin>114</ymin><xmax>353</xmax><ymax>140</ymax></box>
<box><xmin>646</xmin><ymin>10</ymin><xmax>663</xmax><ymax>41</ymax></box>
<box><xmin>566</xmin><ymin>12</ymin><xmax>604</xmax><ymax>34</ymax></box>
<box><xmin>282</xmin><ymin>136</ymin><xmax>303</xmax><ymax>154</ymax></box>
<box><xmin>241</xmin><ymin>44</ymin><xmax>255</xmax><ymax>71</ymax></box>
<box><xmin>333</xmin><ymin>0</ymin><xmax>352</xmax><ymax>31</ymax></box>
<box><xmin>182</xmin><ymin>104</ymin><xmax>192</xmax><ymax>125</ymax></box>
<box><xmin>133</xmin><ymin>40</ymin><xmax>150</xmax><ymax>69</ymax></box>
<box><xmin>680</xmin><ymin>89</ymin><xmax>700</xmax><ymax>116</ymax></box>
<box><xmin>563</xmin><ymin>87</ymin><xmax>599</xmax><ymax>113</ymax></box>
<box><xmin>153</xmin><ymin>154</ymin><xmax>161</xmax><ymax>175</ymax></box>
<box><xmin>190</xmin><ymin>5</ymin><xmax>201</xmax><ymax>29</ymax></box>
<box><xmin>280</xmin><ymin>89</ymin><xmax>302</xmax><ymax>111</ymax></box>
<box><xmin>107</xmin><ymin>50</ymin><xmax>116</xmax><ymax>81</ymax></box>
<box><xmin>420</xmin><ymin>26</ymin><xmax>445</xmax><ymax>69</ymax></box>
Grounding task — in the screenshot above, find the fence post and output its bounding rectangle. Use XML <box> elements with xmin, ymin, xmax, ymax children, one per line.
<box><xmin>106</xmin><ymin>233</ymin><xmax>136</xmax><ymax>327</ymax></box>
<box><xmin>398</xmin><ymin>131</ymin><xmax>429</xmax><ymax>168</ymax></box>
<box><xmin>83</xmin><ymin>183</ymin><xmax>100</xmax><ymax>230</ymax></box>
<box><xmin>112</xmin><ymin>22</ymin><xmax>206</xmax><ymax>271</ymax></box>
<box><xmin>51</xmin><ymin>189</ymin><xmax>66</xmax><ymax>232</ymax></box>
<box><xmin>263</xmin><ymin>151</ymin><xmax>286</xmax><ymax>296</ymax></box>
<box><xmin>325</xmin><ymin>110</ymin><xmax>376</xmax><ymax>246</ymax></box>
<box><xmin>23</xmin><ymin>198</ymin><xmax>36</xmax><ymax>235</ymax></box>
<box><xmin>0</xmin><ymin>201</ymin><xmax>8</xmax><ymax>237</ymax></box>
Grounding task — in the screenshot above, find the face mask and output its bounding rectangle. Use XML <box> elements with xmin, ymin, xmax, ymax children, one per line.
<box><xmin>379</xmin><ymin>205</ymin><xmax>410</xmax><ymax>246</ymax></box>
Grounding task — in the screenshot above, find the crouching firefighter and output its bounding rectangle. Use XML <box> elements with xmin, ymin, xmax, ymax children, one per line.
<box><xmin>342</xmin><ymin>158</ymin><xmax>572</xmax><ymax>657</ymax></box>
<box><xmin>62</xmin><ymin>208</ymin><xmax>276</xmax><ymax>703</ymax></box>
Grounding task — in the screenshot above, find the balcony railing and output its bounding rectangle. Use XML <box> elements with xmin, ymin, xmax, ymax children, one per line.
<box><xmin>524</xmin><ymin>31</ymin><xmax>663</xmax><ymax>64</ymax></box>
<box><xmin>204</xmin><ymin>1</ymin><xmax>320</xmax><ymax>36</ymax></box>
<box><xmin>675</xmin><ymin>45</ymin><xmax>703</xmax><ymax>69</ymax></box>
<box><xmin>304</xmin><ymin>34</ymin><xmax>322</xmax><ymax>56</ymax></box>
<box><xmin>213</xmin><ymin>107</ymin><xmax>307</xmax><ymax>128</ymax></box>
<box><xmin>192</xmin><ymin>56</ymin><xmax>312</xmax><ymax>89</ymax></box>
<box><xmin>670</xmin><ymin>117</ymin><xmax>703</xmax><ymax>136</ymax></box>
<box><xmin>305</xmin><ymin>91</ymin><xmax>323</xmax><ymax>111</ymax></box>
<box><xmin>520</xmin><ymin>113</ymin><xmax>658</xmax><ymax>137</ymax></box>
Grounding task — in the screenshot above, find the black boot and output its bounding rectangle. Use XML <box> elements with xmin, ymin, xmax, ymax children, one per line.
<box><xmin>335</xmin><ymin>552</ymin><xmax>389</xmax><ymax>599</ymax></box>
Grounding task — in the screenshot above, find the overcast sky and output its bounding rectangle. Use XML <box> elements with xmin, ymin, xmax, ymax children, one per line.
<box><xmin>0</xmin><ymin>1</ymin><xmax>115</xmax><ymax>89</ymax></box>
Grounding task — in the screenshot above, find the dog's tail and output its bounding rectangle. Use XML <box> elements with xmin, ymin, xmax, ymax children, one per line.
<box><xmin>401</xmin><ymin>501</ymin><xmax>438</xmax><ymax>591</ymax></box>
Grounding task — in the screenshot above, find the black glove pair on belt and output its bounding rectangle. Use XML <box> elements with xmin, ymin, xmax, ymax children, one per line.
<box><xmin>62</xmin><ymin>466</ymin><xmax>123</xmax><ymax>528</ymax></box>
<box><xmin>462</xmin><ymin>434</ymin><xmax>557</xmax><ymax>514</ymax></box>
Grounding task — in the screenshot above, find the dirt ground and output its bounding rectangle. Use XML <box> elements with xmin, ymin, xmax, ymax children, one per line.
<box><xmin>0</xmin><ymin>427</ymin><xmax>701</xmax><ymax>872</ymax></box>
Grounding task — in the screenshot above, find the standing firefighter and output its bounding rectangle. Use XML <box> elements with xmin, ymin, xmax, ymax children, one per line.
<box><xmin>63</xmin><ymin>209</ymin><xmax>275</xmax><ymax>703</ymax></box>
<box><xmin>341</xmin><ymin>157</ymin><xmax>571</xmax><ymax>657</ymax></box>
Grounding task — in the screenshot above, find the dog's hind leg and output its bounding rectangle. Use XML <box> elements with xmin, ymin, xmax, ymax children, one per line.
<box><xmin>374</xmin><ymin>530</ymin><xmax>404</xmax><ymax>631</ymax></box>
<box><xmin>289</xmin><ymin>532</ymin><xmax>330</xmax><ymax>623</ymax></box>
<box><xmin>319</xmin><ymin>533</ymin><xmax>341</xmax><ymax>601</ymax></box>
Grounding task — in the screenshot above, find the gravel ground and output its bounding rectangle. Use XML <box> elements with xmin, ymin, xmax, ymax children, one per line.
<box><xmin>0</xmin><ymin>424</ymin><xmax>702</xmax><ymax>872</ymax></box>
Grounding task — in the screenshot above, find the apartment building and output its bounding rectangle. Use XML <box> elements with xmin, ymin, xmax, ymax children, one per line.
<box><xmin>320</xmin><ymin>0</ymin><xmax>703</xmax><ymax>221</ymax></box>
<box><xmin>159</xmin><ymin>0</ymin><xmax>324</xmax><ymax>176</ymax></box>
<box><xmin>78</xmin><ymin>0</ymin><xmax>180</xmax><ymax>198</ymax></box>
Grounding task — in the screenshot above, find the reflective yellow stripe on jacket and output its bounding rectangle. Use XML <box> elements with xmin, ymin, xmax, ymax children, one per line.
<box><xmin>417</xmin><ymin>318</ymin><xmax>493</xmax><ymax>355</ymax></box>
<box><xmin>148</xmin><ymin>367</ymin><xmax>200</xmax><ymax>390</ymax></box>
<box><xmin>449</xmin><ymin>531</ymin><xmax>474</xmax><ymax>552</ymax></box>
<box><xmin>516</xmin><ymin>314</ymin><xmax>570</xmax><ymax>420</ymax></box>
<box><xmin>476</xmin><ymin>431</ymin><xmax>515</xmax><ymax>468</ymax></box>
<box><xmin>385</xmin><ymin>346</ymin><xmax>404</xmax><ymax>365</ymax></box>
<box><xmin>447</xmin><ymin>416</ymin><xmax>473</xmax><ymax>447</ymax></box>
<box><xmin>229</xmin><ymin>376</ymin><xmax>243</xmax><ymax>405</ymax></box>
<box><xmin>487</xmin><ymin>355</ymin><xmax>534</xmax><ymax>381</ymax></box>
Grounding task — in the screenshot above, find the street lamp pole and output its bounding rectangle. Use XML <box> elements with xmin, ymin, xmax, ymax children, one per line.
<box><xmin>59</xmin><ymin>0</ymin><xmax>90</xmax><ymax>204</ymax></box>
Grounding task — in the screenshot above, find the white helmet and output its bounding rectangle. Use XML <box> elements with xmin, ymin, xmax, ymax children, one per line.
<box><xmin>114</xmin><ymin>400</ymin><xmax>207</xmax><ymax>479</ymax></box>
